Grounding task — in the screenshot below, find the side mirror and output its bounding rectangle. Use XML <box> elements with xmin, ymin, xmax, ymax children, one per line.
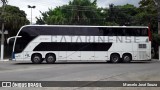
<box><xmin>7</xmin><ymin>36</ymin><xmax>22</xmax><ymax>44</ymax></box>
<box><xmin>16</xmin><ymin>36</ymin><xmax>22</xmax><ymax>38</ymax></box>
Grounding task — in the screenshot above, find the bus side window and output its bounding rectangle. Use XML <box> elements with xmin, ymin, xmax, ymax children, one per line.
<box><xmin>141</xmin><ymin>28</ymin><xmax>148</xmax><ymax>36</ymax></box>
<box><xmin>116</xmin><ymin>28</ymin><xmax>125</xmax><ymax>36</ymax></box>
<box><xmin>125</xmin><ymin>28</ymin><xmax>132</xmax><ymax>36</ymax></box>
<box><xmin>122</xmin><ymin>29</ymin><xmax>126</xmax><ymax>36</ymax></box>
<box><xmin>132</xmin><ymin>28</ymin><xmax>140</xmax><ymax>36</ymax></box>
<box><xmin>98</xmin><ymin>28</ymin><xmax>104</xmax><ymax>36</ymax></box>
<box><xmin>105</xmin><ymin>28</ymin><xmax>116</xmax><ymax>36</ymax></box>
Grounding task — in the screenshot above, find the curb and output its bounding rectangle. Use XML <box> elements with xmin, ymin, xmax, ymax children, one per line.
<box><xmin>0</xmin><ymin>59</ymin><xmax>9</xmax><ymax>61</ymax></box>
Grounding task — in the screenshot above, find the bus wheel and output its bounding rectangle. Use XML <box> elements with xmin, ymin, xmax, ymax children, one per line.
<box><xmin>110</xmin><ymin>54</ymin><xmax>120</xmax><ymax>63</ymax></box>
<box><xmin>45</xmin><ymin>54</ymin><xmax>56</xmax><ymax>64</ymax></box>
<box><xmin>122</xmin><ymin>54</ymin><xmax>132</xmax><ymax>63</ymax></box>
<box><xmin>31</xmin><ymin>54</ymin><xmax>43</xmax><ymax>64</ymax></box>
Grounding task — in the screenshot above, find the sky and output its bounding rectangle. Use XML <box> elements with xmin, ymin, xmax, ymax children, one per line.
<box><xmin>6</xmin><ymin>0</ymin><xmax>141</xmax><ymax>23</ymax></box>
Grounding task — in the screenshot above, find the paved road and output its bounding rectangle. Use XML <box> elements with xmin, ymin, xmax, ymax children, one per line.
<box><xmin>0</xmin><ymin>60</ymin><xmax>159</xmax><ymax>81</ymax></box>
<box><xmin>0</xmin><ymin>60</ymin><xmax>160</xmax><ymax>90</ymax></box>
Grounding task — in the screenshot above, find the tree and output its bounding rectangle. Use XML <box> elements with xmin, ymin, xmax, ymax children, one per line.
<box><xmin>136</xmin><ymin>0</ymin><xmax>157</xmax><ymax>31</ymax></box>
<box><xmin>36</xmin><ymin>8</ymin><xmax>67</xmax><ymax>25</ymax></box>
<box><xmin>0</xmin><ymin>5</ymin><xmax>29</xmax><ymax>37</ymax></box>
<box><xmin>36</xmin><ymin>0</ymin><xmax>103</xmax><ymax>25</ymax></box>
<box><xmin>36</xmin><ymin>0</ymin><xmax>158</xmax><ymax>27</ymax></box>
<box><xmin>66</xmin><ymin>0</ymin><xmax>102</xmax><ymax>25</ymax></box>
<box><xmin>0</xmin><ymin>5</ymin><xmax>29</xmax><ymax>58</ymax></box>
<box><xmin>106</xmin><ymin>4</ymin><xmax>138</xmax><ymax>26</ymax></box>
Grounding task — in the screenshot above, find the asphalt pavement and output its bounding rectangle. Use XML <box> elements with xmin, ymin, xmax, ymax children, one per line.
<box><xmin>0</xmin><ymin>59</ymin><xmax>159</xmax><ymax>90</ymax></box>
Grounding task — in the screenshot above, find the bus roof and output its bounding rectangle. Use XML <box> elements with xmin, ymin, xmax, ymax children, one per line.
<box><xmin>22</xmin><ymin>25</ymin><xmax>148</xmax><ymax>28</ymax></box>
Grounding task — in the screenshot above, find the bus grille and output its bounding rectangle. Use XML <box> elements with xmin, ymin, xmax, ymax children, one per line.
<box><xmin>139</xmin><ymin>51</ymin><xmax>146</xmax><ymax>60</ymax></box>
<box><xmin>139</xmin><ymin>44</ymin><xmax>147</xmax><ymax>49</ymax></box>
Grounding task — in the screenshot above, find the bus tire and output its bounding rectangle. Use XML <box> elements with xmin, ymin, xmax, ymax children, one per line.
<box><xmin>110</xmin><ymin>54</ymin><xmax>120</xmax><ymax>63</ymax></box>
<box><xmin>122</xmin><ymin>54</ymin><xmax>132</xmax><ymax>63</ymax></box>
<box><xmin>45</xmin><ymin>54</ymin><xmax>56</xmax><ymax>64</ymax></box>
<box><xmin>31</xmin><ymin>54</ymin><xmax>43</xmax><ymax>64</ymax></box>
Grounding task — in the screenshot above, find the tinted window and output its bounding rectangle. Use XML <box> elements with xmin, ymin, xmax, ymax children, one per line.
<box><xmin>125</xmin><ymin>28</ymin><xmax>132</xmax><ymax>36</ymax></box>
<box><xmin>101</xmin><ymin>28</ymin><xmax>125</xmax><ymax>36</ymax></box>
<box><xmin>116</xmin><ymin>28</ymin><xmax>126</xmax><ymax>36</ymax></box>
<box><xmin>132</xmin><ymin>28</ymin><xmax>141</xmax><ymax>36</ymax></box>
<box><xmin>15</xmin><ymin>27</ymin><xmax>37</xmax><ymax>53</ymax></box>
<box><xmin>131</xmin><ymin>28</ymin><xmax>148</xmax><ymax>36</ymax></box>
<box><xmin>141</xmin><ymin>28</ymin><xmax>148</xmax><ymax>36</ymax></box>
<box><xmin>33</xmin><ymin>42</ymin><xmax>112</xmax><ymax>51</ymax></box>
<box><xmin>19</xmin><ymin>26</ymin><xmax>148</xmax><ymax>37</ymax></box>
<box><xmin>102</xmin><ymin>28</ymin><xmax>116</xmax><ymax>36</ymax></box>
<box><xmin>20</xmin><ymin>26</ymin><xmax>102</xmax><ymax>36</ymax></box>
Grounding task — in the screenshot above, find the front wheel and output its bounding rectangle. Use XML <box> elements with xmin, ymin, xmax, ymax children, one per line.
<box><xmin>46</xmin><ymin>54</ymin><xmax>56</xmax><ymax>64</ymax></box>
<box><xmin>31</xmin><ymin>54</ymin><xmax>43</xmax><ymax>64</ymax></box>
<box><xmin>110</xmin><ymin>54</ymin><xmax>120</xmax><ymax>63</ymax></box>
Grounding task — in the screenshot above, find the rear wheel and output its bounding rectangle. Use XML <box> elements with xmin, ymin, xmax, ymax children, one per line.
<box><xmin>110</xmin><ymin>54</ymin><xmax>120</xmax><ymax>63</ymax></box>
<box><xmin>31</xmin><ymin>54</ymin><xmax>43</xmax><ymax>64</ymax></box>
<box><xmin>46</xmin><ymin>54</ymin><xmax>56</xmax><ymax>64</ymax></box>
<box><xmin>122</xmin><ymin>54</ymin><xmax>132</xmax><ymax>63</ymax></box>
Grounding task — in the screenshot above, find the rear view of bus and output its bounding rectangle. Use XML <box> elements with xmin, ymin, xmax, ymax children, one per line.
<box><xmin>8</xmin><ymin>25</ymin><xmax>151</xmax><ymax>63</ymax></box>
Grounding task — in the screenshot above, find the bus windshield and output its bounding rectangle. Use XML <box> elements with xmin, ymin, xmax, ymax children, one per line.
<box><xmin>14</xmin><ymin>27</ymin><xmax>36</xmax><ymax>53</ymax></box>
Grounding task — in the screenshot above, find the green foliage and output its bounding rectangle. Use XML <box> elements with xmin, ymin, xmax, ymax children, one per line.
<box><xmin>107</xmin><ymin>4</ymin><xmax>138</xmax><ymax>26</ymax></box>
<box><xmin>137</xmin><ymin>0</ymin><xmax>158</xmax><ymax>31</ymax></box>
<box><xmin>37</xmin><ymin>0</ymin><xmax>157</xmax><ymax>26</ymax></box>
<box><xmin>36</xmin><ymin>0</ymin><xmax>104</xmax><ymax>25</ymax></box>
<box><xmin>152</xmin><ymin>33</ymin><xmax>160</xmax><ymax>45</ymax></box>
<box><xmin>36</xmin><ymin>0</ymin><xmax>158</xmax><ymax>33</ymax></box>
<box><xmin>0</xmin><ymin>5</ymin><xmax>29</xmax><ymax>36</ymax></box>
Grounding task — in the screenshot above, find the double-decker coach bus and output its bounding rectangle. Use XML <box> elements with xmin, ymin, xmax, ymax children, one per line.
<box><xmin>7</xmin><ymin>25</ymin><xmax>151</xmax><ymax>64</ymax></box>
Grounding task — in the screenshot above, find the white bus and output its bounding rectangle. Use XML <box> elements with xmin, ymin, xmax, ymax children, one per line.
<box><xmin>7</xmin><ymin>25</ymin><xmax>151</xmax><ymax>64</ymax></box>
